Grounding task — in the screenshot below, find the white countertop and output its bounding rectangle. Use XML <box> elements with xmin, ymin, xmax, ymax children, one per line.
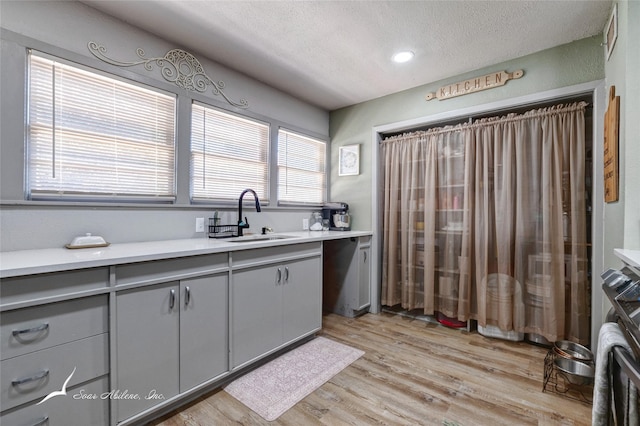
<box><xmin>614</xmin><ymin>248</ymin><xmax>640</xmax><ymax>269</ymax></box>
<box><xmin>0</xmin><ymin>230</ymin><xmax>372</xmax><ymax>278</ymax></box>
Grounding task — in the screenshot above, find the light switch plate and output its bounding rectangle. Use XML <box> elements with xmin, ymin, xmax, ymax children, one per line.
<box><xmin>195</xmin><ymin>217</ymin><xmax>205</xmax><ymax>232</ymax></box>
<box><xmin>302</xmin><ymin>218</ymin><xmax>309</xmax><ymax>230</ymax></box>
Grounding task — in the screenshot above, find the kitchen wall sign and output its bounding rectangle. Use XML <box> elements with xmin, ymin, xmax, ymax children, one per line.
<box><xmin>88</xmin><ymin>42</ymin><xmax>249</xmax><ymax>109</ymax></box>
<box><xmin>604</xmin><ymin>85</ymin><xmax>620</xmax><ymax>203</ymax></box>
<box><xmin>425</xmin><ymin>69</ymin><xmax>524</xmax><ymax>101</ymax></box>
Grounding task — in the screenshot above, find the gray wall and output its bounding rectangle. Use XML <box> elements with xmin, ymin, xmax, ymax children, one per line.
<box><xmin>0</xmin><ymin>1</ymin><xmax>329</xmax><ymax>251</ymax></box>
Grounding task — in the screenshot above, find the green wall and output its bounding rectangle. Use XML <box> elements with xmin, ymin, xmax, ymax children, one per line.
<box><xmin>329</xmin><ymin>35</ymin><xmax>605</xmax><ymax>231</ymax></box>
<box><xmin>601</xmin><ymin>0</ymin><xmax>640</xmax><ymax>324</ymax></box>
<box><xmin>601</xmin><ymin>1</ymin><xmax>626</xmax><ymax>270</ymax></box>
<box><xmin>616</xmin><ymin>1</ymin><xmax>640</xmax><ymax>252</ymax></box>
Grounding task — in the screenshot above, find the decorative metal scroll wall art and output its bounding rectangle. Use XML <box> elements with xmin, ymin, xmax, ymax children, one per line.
<box><xmin>88</xmin><ymin>42</ymin><xmax>249</xmax><ymax>109</ymax></box>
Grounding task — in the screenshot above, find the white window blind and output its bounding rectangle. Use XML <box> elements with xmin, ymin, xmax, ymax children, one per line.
<box><xmin>27</xmin><ymin>52</ymin><xmax>176</xmax><ymax>202</ymax></box>
<box><xmin>277</xmin><ymin>129</ymin><xmax>326</xmax><ymax>205</ymax></box>
<box><xmin>191</xmin><ymin>103</ymin><xmax>270</xmax><ymax>202</ymax></box>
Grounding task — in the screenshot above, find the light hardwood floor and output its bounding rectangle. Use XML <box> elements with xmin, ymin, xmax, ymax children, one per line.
<box><xmin>152</xmin><ymin>312</ymin><xmax>592</xmax><ymax>425</ymax></box>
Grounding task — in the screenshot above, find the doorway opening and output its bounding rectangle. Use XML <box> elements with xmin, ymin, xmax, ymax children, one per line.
<box><xmin>370</xmin><ymin>81</ymin><xmax>604</xmax><ymax>349</ymax></box>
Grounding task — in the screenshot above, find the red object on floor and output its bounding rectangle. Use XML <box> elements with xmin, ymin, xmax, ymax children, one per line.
<box><xmin>436</xmin><ymin>311</ymin><xmax>467</xmax><ymax>328</ymax></box>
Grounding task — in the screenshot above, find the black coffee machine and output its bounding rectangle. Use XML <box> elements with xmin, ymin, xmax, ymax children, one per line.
<box><xmin>322</xmin><ymin>202</ymin><xmax>351</xmax><ymax>231</ymax></box>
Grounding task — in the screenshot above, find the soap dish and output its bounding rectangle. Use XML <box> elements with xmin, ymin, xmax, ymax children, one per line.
<box><xmin>65</xmin><ymin>233</ymin><xmax>110</xmax><ymax>249</ymax></box>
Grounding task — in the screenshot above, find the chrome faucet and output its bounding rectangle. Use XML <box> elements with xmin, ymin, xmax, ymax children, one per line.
<box><xmin>237</xmin><ymin>188</ymin><xmax>261</xmax><ymax>236</ymax></box>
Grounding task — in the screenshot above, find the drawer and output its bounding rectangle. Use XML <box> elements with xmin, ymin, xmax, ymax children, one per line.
<box><xmin>116</xmin><ymin>253</ymin><xmax>228</xmax><ymax>287</ymax></box>
<box><xmin>0</xmin><ymin>375</ymin><xmax>109</xmax><ymax>426</ymax></box>
<box><xmin>232</xmin><ymin>242</ymin><xmax>322</xmax><ymax>268</ymax></box>
<box><xmin>359</xmin><ymin>235</ymin><xmax>372</xmax><ymax>247</ymax></box>
<box><xmin>1</xmin><ymin>333</ymin><xmax>109</xmax><ymax>411</ymax></box>
<box><xmin>1</xmin><ymin>295</ymin><xmax>108</xmax><ymax>361</ymax></box>
<box><xmin>1</xmin><ymin>268</ymin><xmax>109</xmax><ymax>308</ymax></box>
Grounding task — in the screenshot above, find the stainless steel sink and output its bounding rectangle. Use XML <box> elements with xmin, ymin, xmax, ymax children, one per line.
<box><xmin>228</xmin><ymin>234</ymin><xmax>297</xmax><ymax>243</ymax></box>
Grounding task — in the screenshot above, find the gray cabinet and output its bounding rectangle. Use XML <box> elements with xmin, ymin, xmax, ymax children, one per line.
<box><xmin>0</xmin><ymin>294</ymin><xmax>109</xmax><ymax>426</ymax></box>
<box><xmin>116</xmin><ymin>282</ymin><xmax>180</xmax><ymax>422</ymax></box>
<box><xmin>1</xmin><ymin>295</ymin><xmax>108</xmax><ymax>361</ymax></box>
<box><xmin>231</xmin><ymin>264</ymin><xmax>282</xmax><ymax>368</ymax></box>
<box><xmin>179</xmin><ymin>275</ymin><xmax>228</xmax><ymax>392</ymax></box>
<box><xmin>358</xmin><ymin>243</ymin><xmax>371</xmax><ymax>311</ymax></box>
<box><xmin>0</xmin><ymin>268</ymin><xmax>109</xmax><ymax>308</ymax></box>
<box><xmin>282</xmin><ymin>257</ymin><xmax>322</xmax><ymax>343</ymax></box>
<box><xmin>115</xmin><ymin>274</ymin><xmax>229</xmax><ymax>422</ymax></box>
<box><xmin>1</xmin><ymin>375</ymin><xmax>110</xmax><ymax>426</ymax></box>
<box><xmin>1</xmin><ymin>235</ymin><xmax>363</xmax><ymax>425</ymax></box>
<box><xmin>323</xmin><ymin>236</ymin><xmax>371</xmax><ymax>317</ymax></box>
<box><xmin>231</xmin><ymin>243</ymin><xmax>322</xmax><ymax>369</ymax></box>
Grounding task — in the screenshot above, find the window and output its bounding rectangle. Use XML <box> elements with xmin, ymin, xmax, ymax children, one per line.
<box><xmin>277</xmin><ymin>129</ymin><xmax>326</xmax><ymax>205</ymax></box>
<box><xmin>27</xmin><ymin>52</ymin><xmax>176</xmax><ymax>202</ymax></box>
<box><xmin>191</xmin><ymin>103</ymin><xmax>270</xmax><ymax>203</ymax></box>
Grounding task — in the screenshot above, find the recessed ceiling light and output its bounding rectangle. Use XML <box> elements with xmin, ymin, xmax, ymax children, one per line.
<box><xmin>392</xmin><ymin>51</ymin><xmax>414</xmax><ymax>63</ymax></box>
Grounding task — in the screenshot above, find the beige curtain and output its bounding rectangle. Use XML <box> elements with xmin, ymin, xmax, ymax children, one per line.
<box><xmin>381</xmin><ymin>102</ymin><xmax>590</xmax><ymax>345</ymax></box>
<box><xmin>381</xmin><ymin>127</ymin><xmax>467</xmax><ymax>316</ymax></box>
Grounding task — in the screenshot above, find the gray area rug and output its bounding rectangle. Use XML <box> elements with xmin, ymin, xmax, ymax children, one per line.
<box><xmin>224</xmin><ymin>336</ymin><xmax>364</xmax><ymax>421</ymax></box>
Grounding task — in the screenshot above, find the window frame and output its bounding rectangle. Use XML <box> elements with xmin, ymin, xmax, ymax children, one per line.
<box><xmin>11</xmin><ymin>41</ymin><xmax>329</xmax><ymax>210</ymax></box>
<box><xmin>26</xmin><ymin>50</ymin><xmax>178</xmax><ymax>203</ymax></box>
<box><xmin>190</xmin><ymin>101</ymin><xmax>271</xmax><ymax>205</ymax></box>
<box><xmin>276</xmin><ymin>127</ymin><xmax>328</xmax><ymax>207</ymax></box>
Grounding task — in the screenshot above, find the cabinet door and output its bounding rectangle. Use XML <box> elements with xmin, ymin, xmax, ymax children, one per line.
<box><xmin>116</xmin><ymin>282</ymin><xmax>179</xmax><ymax>422</ymax></box>
<box><xmin>358</xmin><ymin>246</ymin><xmax>371</xmax><ymax>310</ymax></box>
<box><xmin>282</xmin><ymin>257</ymin><xmax>322</xmax><ymax>343</ymax></box>
<box><xmin>231</xmin><ymin>265</ymin><xmax>282</xmax><ymax>368</ymax></box>
<box><xmin>180</xmin><ymin>274</ymin><xmax>228</xmax><ymax>392</ymax></box>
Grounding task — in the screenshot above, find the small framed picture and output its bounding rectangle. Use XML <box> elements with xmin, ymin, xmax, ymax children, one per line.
<box><xmin>338</xmin><ymin>144</ymin><xmax>360</xmax><ymax>176</ymax></box>
<box><xmin>605</xmin><ymin>3</ymin><xmax>617</xmax><ymax>61</ymax></box>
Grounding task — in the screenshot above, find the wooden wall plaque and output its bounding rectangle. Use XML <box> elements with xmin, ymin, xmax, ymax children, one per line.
<box><xmin>604</xmin><ymin>85</ymin><xmax>620</xmax><ymax>202</ymax></box>
<box><xmin>425</xmin><ymin>70</ymin><xmax>524</xmax><ymax>101</ymax></box>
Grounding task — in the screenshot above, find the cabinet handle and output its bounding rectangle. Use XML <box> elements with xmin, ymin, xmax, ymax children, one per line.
<box><xmin>29</xmin><ymin>416</ymin><xmax>49</xmax><ymax>426</ymax></box>
<box><xmin>169</xmin><ymin>289</ymin><xmax>176</xmax><ymax>310</ymax></box>
<box><xmin>184</xmin><ymin>286</ymin><xmax>191</xmax><ymax>306</ymax></box>
<box><xmin>12</xmin><ymin>369</ymin><xmax>49</xmax><ymax>386</ymax></box>
<box><xmin>284</xmin><ymin>266</ymin><xmax>290</xmax><ymax>282</ymax></box>
<box><xmin>363</xmin><ymin>252</ymin><xmax>367</xmax><ymax>263</ymax></box>
<box><xmin>12</xmin><ymin>323</ymin><xmax>49</xmax><ymax>337</ymax></box>
<box><xmin>276</xmin><ymin>268</ymin><xmax>282</xmax><ymax>284</ymax></box>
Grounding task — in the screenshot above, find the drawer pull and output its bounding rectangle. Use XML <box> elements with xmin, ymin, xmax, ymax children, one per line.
<box><xmin>12</xmin><ymin>369</ymin><xmax>49</xmax><ymax>386</ymax></box>
<box><xmin>30</xmin><ymin>416</ymin><xmax>49</xmax><ymax>426</ymax></box>
<box><xmin>12</xmin><ymin>323</ymin><xmax>50</xmax><ymax>337</ymax></box>
<box><xmin>185</xmin><ymin>286</ymin><xmax>191</xmax><ymax>306</ymax></box>
<box><xmin>169</xmin><ymin>289</ymin><xmax>176</xmax><ymax>310</ymax></box>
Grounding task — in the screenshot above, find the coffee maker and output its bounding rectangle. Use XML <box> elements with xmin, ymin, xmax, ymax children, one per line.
<box><xmin>322</xmin><ymin>202</ymin><xmax>351</xmax><ymax>231</ymax></box>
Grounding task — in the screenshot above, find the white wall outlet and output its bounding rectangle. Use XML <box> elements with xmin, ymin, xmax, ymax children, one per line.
<box><xmin>195</xmin><ymin>217</ymin><xmax>205</xmax><ymax>233</ymax></box>
<box><xmin>302</xmin><ymin>218</ymin><xmax>309</xmax><ymax>230</ymax></box>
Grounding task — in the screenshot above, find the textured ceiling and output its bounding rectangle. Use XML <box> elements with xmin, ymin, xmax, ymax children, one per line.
<box><xmin>81</xmin><ymin>0</ymin><xmax>612</xmax><ymax>111</ymax></box>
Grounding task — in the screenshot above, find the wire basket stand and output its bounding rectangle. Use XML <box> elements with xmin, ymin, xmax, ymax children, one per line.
<box><xmin>542</xmin><ymin>349</ymin><xmax>594</xmax><ymax>404</ymax></box>
<box><xmin>208</xmin><ymin>218</ymin><xmax>239</xmax><ymax>239</ymax></box>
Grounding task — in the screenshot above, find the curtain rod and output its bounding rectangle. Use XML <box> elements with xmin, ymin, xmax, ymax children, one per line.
<box><xmin>382</xmin><ymin>101</ymin><xmax>588</xmax><ymax>142</ymax></box>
